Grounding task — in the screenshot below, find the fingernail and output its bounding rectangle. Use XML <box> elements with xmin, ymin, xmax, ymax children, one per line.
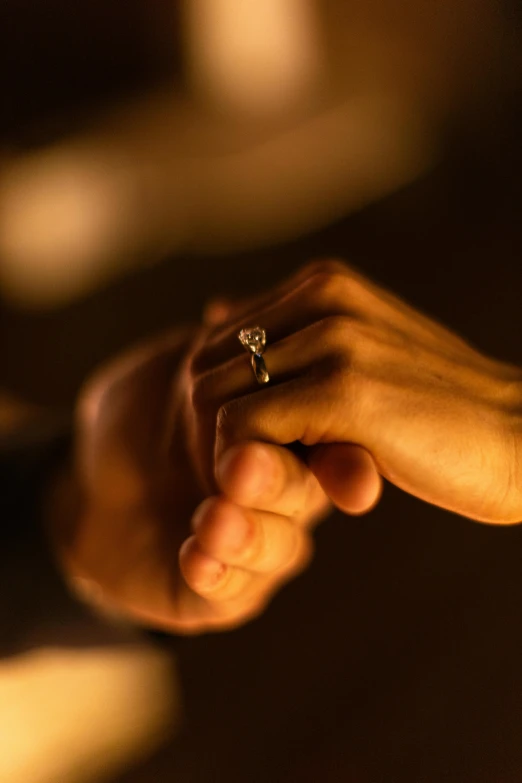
<box><xmin>198</xmin><ymin>556</ymin><xmax>227</xmax><ymax>590</ymax></box>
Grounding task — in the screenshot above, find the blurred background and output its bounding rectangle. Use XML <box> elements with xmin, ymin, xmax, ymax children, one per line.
<box><xmin>1</xmin><ymin>1</ymin><xmax>522</xmax><ymax>781</ymax></box>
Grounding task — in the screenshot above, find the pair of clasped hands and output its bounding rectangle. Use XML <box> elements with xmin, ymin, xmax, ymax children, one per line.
<box><xmin>53</xmin><ymin>261</ymin><xmax>522</xmax><ymax>633</ymax></box>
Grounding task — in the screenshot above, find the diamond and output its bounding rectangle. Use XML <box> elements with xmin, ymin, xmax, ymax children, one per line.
<box><xmin>238</xmin><ymin>326</ymin><xmax>266</xmax><ymax>354</ymax></box>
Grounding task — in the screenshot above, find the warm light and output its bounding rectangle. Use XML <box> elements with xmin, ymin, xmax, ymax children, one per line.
<box><xmin>0</xmin><ymin>643</ymin><xmax>178</xmax><ymax>783</ymax></box>
<box><xmin>0</xmin><ymin>150</ymin><xmax>138</xmax><ymax>304</ymax></box>
<box><xmin>184</xmin><ymin>0</ymin><xmax>322</xmax><ymax>115</ymax></box>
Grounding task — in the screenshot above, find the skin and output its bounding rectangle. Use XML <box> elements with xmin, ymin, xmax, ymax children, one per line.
<box><xmin>6</xmin><ymin>3</ymin><xmax>520</xmax><ymax>639</ymax></box>
<box><xmin>49</xmin><ymin>328</ymin><xmax>350</xmax><ymax>634</ymax></box>
<box><xmin>187</xmin><ymin>260</ymin><xmax>522</xmax><ymax>530</ymax></box>
<box><xmin>52</xmin><ymin>257</ymin><xmax>522</xmax><ymax>635</ymax></box>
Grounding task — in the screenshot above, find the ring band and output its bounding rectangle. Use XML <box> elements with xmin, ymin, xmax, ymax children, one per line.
<box><xmin>251</xmin><ymin>353</ymin><xmax>270</xmax><ymax>384</ymax></box>
<box><xmin>238</xmin><ymin>326</ymin><xmax>270</xmax><ymax>385</ymax></box>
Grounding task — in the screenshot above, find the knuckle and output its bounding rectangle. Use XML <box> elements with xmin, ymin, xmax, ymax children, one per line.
<box><xmin>303</xmin><ymin>258</ymin><xmax>349</xmax><ymax>278</ymax></box>
<box><xmin>302</xmin><ymin>263</ymin><xmax>369</xmax><ymax>311</ymax></box>
<box><xmin>342</xmin><ymin>274</ymin><xmax>368</xmax><ymax>304</ymax></box>
<box><xmin>308</xmin><ymin>271</ymin><xmax>350</xmax><ymax>306</ymax></box>
<box><xmin>315</xmin><ymin>314</ymin><xmax>355</xmax><ymax>347</ymax></box>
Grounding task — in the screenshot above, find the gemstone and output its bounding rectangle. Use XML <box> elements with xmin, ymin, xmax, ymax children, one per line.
<box><xmin>238</xmin><ymin>326</ymin><xmax>266</xmax><ymax>354</ymax></box>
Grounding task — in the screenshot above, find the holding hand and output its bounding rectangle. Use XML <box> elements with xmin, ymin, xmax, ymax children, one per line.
<box><xmin>50</xmin><ymin>330</ymin><xmax>332</xmax><ymax>634</ymax></box>
<box><xmin>188</xmin><ymin>260</ymin><xmax>522</xmax><ymax>525</ymax></box>
<box><xmin>50</xmin><ymin>257</ymin><xmax>522</xmax><ymax>637</ymax></box>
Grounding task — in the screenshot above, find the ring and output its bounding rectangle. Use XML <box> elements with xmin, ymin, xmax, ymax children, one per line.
<box><xmin>238</xmin><ymin>326</ymin><xmax>270</xmax><ymax>385</ymax></box>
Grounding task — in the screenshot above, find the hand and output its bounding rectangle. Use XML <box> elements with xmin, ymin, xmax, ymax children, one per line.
<box><xmin>187</xmin><ymin>260</ymin><xmax>522</xmax><ymax>525</ymax></box>
<box><xmin>48</xmin><ymin>329</ymin><xmax>332</xmax><ymax>634</ymax></box>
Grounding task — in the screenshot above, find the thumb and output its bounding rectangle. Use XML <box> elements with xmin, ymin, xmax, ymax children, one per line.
<box><xmin>308</xmin><ymin>443</ymin><xmax>382</xmax><ymax>515</ymax></box>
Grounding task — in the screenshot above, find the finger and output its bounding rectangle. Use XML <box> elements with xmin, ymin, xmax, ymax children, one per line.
<box><xmin>193</xmin><ymin>314</ymin><xmax>375</xmax><ymax>444</ymax></box>
<box><xmin>214</xmin><ymin>369</ymin><xmax>367</xmax><ymax>471</ymax></box>
<box><xmin>192</xmin><ymin>259</ymin><xmax>363</xmax><ymax>373</ymax></box>
<box><xmin>192</xmin><ymin>315</ymin><xmax>366</xmax><ymax>420</ymax></box>
<box><xmin>190</xmin><ymin>496</ymin><xmax>312</xmax><ymax>574</ymax></box>
<box><xmin>308</xmin><ymin>443</ymin><xmax>382</xmax><ymax>515</ymax></box>
<box><xmin>202</xmin><ymin>259</ymin><xmax>350</xmax><ymax>333</ymax></box>
<box><xmin>178</xmin><ymin>536</ymin><xmax>227</xmax><ymax>594</ymax></box>
<box><xmin>193</xmin><ymin>258</ymin><xmax>457</xmax><ymax>378</ymax></box>
<box><xmin>189</xmin><ymin>324</ymin><xmax>325</xmax><ymax>490</ymax></box>
<box><xmin>179</xmin><ymin>533</ymin><xmax>310</xmax><ymax>602</ymax></box>
<box><xmin>216</xmin><ymin>441</ymin><xmax>329</xmax><ymax>521</ymax></box>
<box><xmin>192</xmin><ymin>317</ymin><xmax>372</xmax><ymax>488</ymax></box>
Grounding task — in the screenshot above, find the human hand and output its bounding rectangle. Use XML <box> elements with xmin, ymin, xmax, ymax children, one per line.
<box><xmin>187</xmin><ymin>260</ymin><xmax>522</xmax><ymax>525</ymax></box>
<box><xmin>48</xmin><ymin>329</ymin><xmax>332</xmax><ymax>634</ymax></box>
